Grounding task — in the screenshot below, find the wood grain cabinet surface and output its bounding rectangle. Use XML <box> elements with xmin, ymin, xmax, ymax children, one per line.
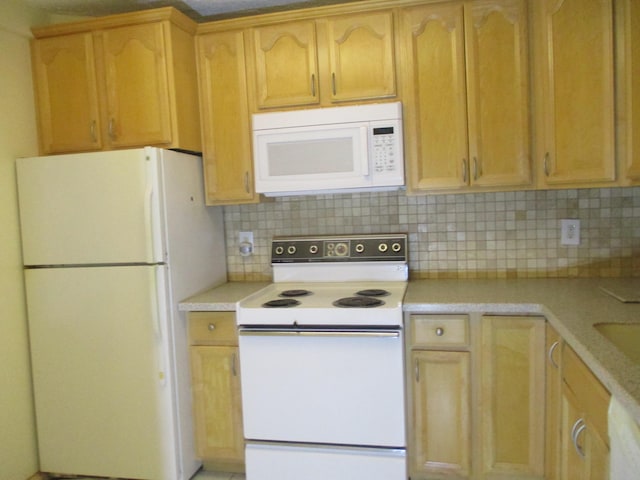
<box><xmin>249</xmin><ymin>10</ymin><xmax>396</xmax><ymax>109</ymax></box>
<box><xmin>400</xmin><ymin>0</ymin><xmax>531</xmax><ymax>193</ymax></box>
<box><xmin>559</xmin><ymin>345</ymin><xmax>611</xmax><ymax>480</ymax></box>
<box><xmin>188</xmin><ymin>311</ymin><xmax>244</xmax><ymax>472</ymax></box>
<box><xmin>31</xmin><ymin>7</ymin><xmax>201</xmax><ymax>155</ymax></box>
<box><xmin>407</xmin><ymin>313</ymin><xmax>545</xmax><ymax>480</ymax></box>
<box><xmin>534</xmin><ymin>0</ymin><xmax>616</xmax><ymax>187</ymax></box>
<box><xmin>196</xmin><ymin>29</ymin><xmax>258</xmax><ymax>205</ymax></box>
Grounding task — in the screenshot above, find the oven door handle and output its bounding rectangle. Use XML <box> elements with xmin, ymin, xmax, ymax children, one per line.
<box><xmin>238</xmin><ymin>328</ymin><xmax>400</xmax><ymax>338</ymax></box>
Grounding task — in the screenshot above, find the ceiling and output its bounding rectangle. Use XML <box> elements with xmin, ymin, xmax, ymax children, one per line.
<box><xmin>24</xmin><ymin>0</ymin><xmax>362</xmax><ymax>21</ymax></box>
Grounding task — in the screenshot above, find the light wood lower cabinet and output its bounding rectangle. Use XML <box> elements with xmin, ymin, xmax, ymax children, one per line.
<box><xmin>407</xmin><ymin>313</ymin><xmax>545</xmax><ymax>480</ymax></box>
<box><xmin>559</xmin><ymin>345</ymin><xmax>611</xmax><ymax>480</ymax></box>
<box><xmin>545</xmin><ymin>324</ymin><xmax>563</xmax><ymax>480</ymax></box>
<box><xmin>188</xmin><ymin>312</ymin><xmax>244</xmax><ymax>472</ymax></box>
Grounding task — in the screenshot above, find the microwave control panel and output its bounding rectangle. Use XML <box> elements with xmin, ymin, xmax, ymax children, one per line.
<box><xmin>372</xmin><ymin>126</ymin><xmax>399</xmax><ymax>174</ymax></box>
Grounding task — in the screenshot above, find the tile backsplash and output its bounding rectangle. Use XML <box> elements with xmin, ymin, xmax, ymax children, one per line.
<box><xmin>223</xmin><ymin>187</ymin><xmax>640</xmax><ymax>281</ymax></box>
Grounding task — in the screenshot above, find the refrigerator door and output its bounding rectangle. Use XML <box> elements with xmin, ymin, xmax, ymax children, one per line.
<box><xmin>25</xmin><ymin>265</ymin><xmax>176</xmax><ymax>480</ymax></box>
<box><xmin>17</xmin><ymin>148</ymin><xmax>163</xmax><ymax>266</ymax></box>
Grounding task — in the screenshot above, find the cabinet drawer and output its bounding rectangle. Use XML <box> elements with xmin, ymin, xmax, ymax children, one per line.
<box><xmin>562</xmin><ymin>344</ymin><xmax>611</xmax><ymax>443</ymax></box>
<box><xmin>189</xmin><ymin>311</ymin><xmax>238</xmax><ymax>346</ymax></box>
<box><xmin>410</xmin><ymin>315</ymin><xmax>469</xmax><ymax>348</ymax></box>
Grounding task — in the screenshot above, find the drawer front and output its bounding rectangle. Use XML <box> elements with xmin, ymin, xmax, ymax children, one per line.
<box><xmin>410</xmin><ymin>315</ymin><xmax>469</xmax><ymax>348</ymax></box>
<box><xmin>562</xmin><ymin>344</ymin><xmax>611</xmax><ymax>442</ymax></box>
<box><xmin>189</xmin><ymin>311</ymin><xmax>238</xmax><ymax>346</ymax></box>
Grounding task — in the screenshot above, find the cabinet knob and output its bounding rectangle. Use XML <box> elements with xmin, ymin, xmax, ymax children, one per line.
<box><xmin>435</xmin><ymin>327</ymin><xmax>444</xmax><ymax>336</ymax></box>
<box><xmin>208</xmin><ymin>323</ymin><xmax>216</xmax><ymax>331</ymax></box>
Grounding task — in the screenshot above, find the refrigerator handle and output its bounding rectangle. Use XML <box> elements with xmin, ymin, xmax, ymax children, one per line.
<box><xmin>151</xmin><ymin>265</ymin><xmax>168</xmax><ymax>386</ymax></box>
<box><xmin>144</xmin><ymin>154</ymin><xmax>163</xmax><ymax>263</ymax></box>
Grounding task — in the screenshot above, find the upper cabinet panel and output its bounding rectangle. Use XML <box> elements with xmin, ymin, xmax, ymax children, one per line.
<box><xmin>325</xmin><ymin>11</ymin><xmax>396</xmax><ymax>102</ymax></box>
<box><xmin>31</xmin><ymin>7</ymin><xmax>201</xmax><ymax>155</ymax></box>
<box><xmin>252</xmin><ymin>21</ymin><xmax>319</xmax><ymax>108</ymax></box>
<box><xmin>249</xmin><ymin>10</ymin><xmax>396</xmax><ymax>110</ymax></box>
<box><xmin>622</xmin><ymin>0</ymin><xmax>640</xmax><ymax>183</ymax></box>
<box><xmin>100</xmin><ymin>23</ymin><xmax>172</xmax><ymax>148</ymax></box>
<box><xmin>536</xmin><ymin>0</ymin><xmax>616</xmax><ymax>186</ymax></box>
<box><xmin>401</xmin><ymin>0</ymin><xmax>530</xmax><ymax>193</ymax></box>
<box><xmin>31</xmin><ymin>33</ymin><xmax>102</xmax><ymax>154</ymax></box>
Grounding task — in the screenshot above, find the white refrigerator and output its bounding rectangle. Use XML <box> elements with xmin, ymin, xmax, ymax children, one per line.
<box><xmin>16</xmin><ymin>147</ymin><xmax>227</xmax><ymax>480</ymax></box>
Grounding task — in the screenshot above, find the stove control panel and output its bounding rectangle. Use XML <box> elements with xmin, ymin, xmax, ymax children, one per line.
<box><xmin>272</xmin><ymin>234</ymin><xmax>406</xmax><ymax>263</ymax></box>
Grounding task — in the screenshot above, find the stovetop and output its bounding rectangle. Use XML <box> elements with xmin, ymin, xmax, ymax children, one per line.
<box><xmin>236</xmin><ymin>281</ymin><xmax>407</xmax><ymax>326</ymax></box>
<box><xmin>236</xmin><ymin>234</ymin><xmax>408</xmax><ymax>327</ymax></box>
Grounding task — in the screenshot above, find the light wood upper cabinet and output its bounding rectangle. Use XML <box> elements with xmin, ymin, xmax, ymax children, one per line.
<box><xmin>621</xmin><ymin>0</ymin><xmax>640</xmax><ymax>183</ymax></box>
<box><xmin>324</xmin><ymin>12</ymin><xmax>396</xmax><ymax>103</ymax></box>
<box><xmin>31</xmin><ymin>8</ymin><xmax>201</xmax><ymax>154</ymax></box>
<box><xmin>189</xmin><ymin>312</ymin><xmax>244</xmax><ymax>470</ymax></box>
<box><xmin>535</xmin><ymin>0</ymin><xmax>615</xmax><ymax>186</ymax></box>
<box><xmin>249</xmin><ymin>10</ymin><xmax>396</xmax><ymax>109</ymax></box>
<box><xmin>400</xmin><ymin>0</ymin><xmax>530</xmax><ymax>193</ymax></box>
<box><xmin>251</xmin><ymin>21</ymin><xmax>319</xmax><ymax>108</ymax></box>
<box><xmin>31</xmin><ymin>33</ymin><xmax>102</xmax><ymax>153</ymax></box>
<box><xmin>197</xmin><ymin>30</ymin><xmax>257</xmax><ymax>205</ymax></box>
<box><xmin>481</xmin><ymin>315</ymin><xmax>545</xmax><ymax>479</ymax></box>
<box><xmin>99</xmin><ymin>23</ymin><xmax>172</xmax><ymax>148</ymax></box>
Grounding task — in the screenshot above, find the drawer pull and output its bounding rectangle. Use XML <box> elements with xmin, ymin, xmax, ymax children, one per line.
<box><xmin>548</xmin><ymin>340</ymin><xmax>560</xmax><ymax>369</ymax></box>
<box><xmin>208</xmin><ymin>323</ymin><xmax>216</xmax><ymax>331</ymax></box>
<box><xmin>571</xmin><ymin>418</ymin><xmax>587</xmax><ymax>458</ymax></box>
<box><xmin>435</xmin><ymin>327</ymin><xmax>444</xmax><ymax>337</ymax></box>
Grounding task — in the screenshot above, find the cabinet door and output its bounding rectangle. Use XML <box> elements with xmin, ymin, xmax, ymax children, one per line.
<box><xmin>190</xmin><ymin>345</ymin><xmax>244</xmax><ymax>463</ymax></box>
<box><xmin>481</xmin><ymin>315</ymin><xmax>545</xmax><ymax>479</ymax></box>
<box><xmin>400</xmin><ymin>3</ymin><xmax>469</xmax><ymax>191</ymax></box>
<box><xmin>197</xmin><ymin>30</ymin><xmax>257</xmax><ymax>205</ymax></box>
<box><xmin>546</xmin><ymin>325</ymin><xmax>562</xmax><ymax>480</ymax></box>
<box><xmin>538</xmin><ymin>0</ymin><xmax>615</xmax><ymax>186</ymax></box>
<box><xmin>325</xmin><ymin>11</ymin><xmax>396</xmax><ymax>102</ymax></box>
<box><xmin>623</xmin><ymin>0</ymin><xmax>640</xmax><ymax>181</ymax></box>
<box><xmin>252</xmin><ymin>21</ymin><xmax>319</xmax><ymax>108</ymax></box>
<box><xmin>465</xmin><ymin>0</ymin><xmax>530</xmax><ymax>187</ymax></box>
<box><xmin>31</xmin><ymin>33</ymin><xmax>101</xmax><ymax>153</ymax></box>
<box><xmin>100</xmin><ymin>22</ymin><xmax>173</xmax><ymax>148</ymax></box>
<box><xmin>410</xmin><ymin>350</ymin><xmax>471</xmax><ymax>478</ymax></box>
<box><xmin>560</xmin><ymin>384</ymin><xmax>589</xmax><ymax>480</ymax></box>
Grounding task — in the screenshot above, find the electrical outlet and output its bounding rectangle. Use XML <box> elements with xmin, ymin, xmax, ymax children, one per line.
<box><xmin>560</xmin><ymin>219</ymin><xmax>580</xmax><ymax>246</ymax></box>
<box><xmin>239</xmin><ymin>231</ymin><xmax>254</xmax><ymax>256</ymax></box>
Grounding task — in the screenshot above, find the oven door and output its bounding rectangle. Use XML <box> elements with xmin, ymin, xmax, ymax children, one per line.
<box><xmin>237</xmin><ymin>327</ymin><xmax>406</xmax><ymax>447</ymax></box>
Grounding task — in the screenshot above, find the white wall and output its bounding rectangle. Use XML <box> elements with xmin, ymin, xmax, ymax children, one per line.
<box><xmin>0</xmin><ymin>2</ymin><xmax>48</xmax><ymax>479</ymax></box>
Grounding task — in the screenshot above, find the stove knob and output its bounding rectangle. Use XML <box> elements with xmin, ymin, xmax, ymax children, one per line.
<box><xmin>334</xmin><ymin>242</ymin><xmax>349</xmax><ymax>256</ymax></box>
<box><xmin>287</xmin><ymin>245</ymin><xmax>297</xmax><ymax>255</ymax></box>
<box><xmin>392</xmin><ymin>242</ymin><xmax>402</xmax><ymax>252</ymax></box>
<box><xmin>355</xmin><ymin>243</ymin><xmax>365</xmax><ymax>253</ymax></box>
<box><xmin>378</xmin><ymin>243</ymin><xmax>388</xmax><ymax>253</ymax></box>
<box><xmin>309</xmin><ymin>245</ymin><xmax>319</xmax><ymax>254</ymax></box>
<box><xmin>275</xmin><ymin>246</ymin><xmax>284</xmax><ymax>255</ymax></box>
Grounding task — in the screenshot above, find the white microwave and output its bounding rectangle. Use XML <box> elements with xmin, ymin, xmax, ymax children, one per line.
<box><xmin>252</xmin><ymin>102</ymin><xmax>404</xmax><ymax>196</ymax></box>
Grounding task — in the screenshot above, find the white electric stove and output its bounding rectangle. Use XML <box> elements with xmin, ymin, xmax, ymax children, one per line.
<box><xmin>236</xmin><ymin>234</ymin><xmax>408</xmax><ymax>480</ymax></box>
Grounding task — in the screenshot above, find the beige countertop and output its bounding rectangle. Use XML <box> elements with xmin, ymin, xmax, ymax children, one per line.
<box><xmin>179</xmin><ymin>277</ymin><xmax>640</xmax><ymax>423</ymax></box>
<box><xmin>405</xmin><ymin>277</ymin><xmax>640</xmax><ymax>424</ymax></box>
<box><xmin>179</xmin><ymin>282</ymin><xmax>269</xmax><ymax>311</ymax></box>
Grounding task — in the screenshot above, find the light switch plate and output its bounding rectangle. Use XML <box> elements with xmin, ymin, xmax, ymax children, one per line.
<box><xmin>560</xmin><ymin>219</ymin><xmax>580</xmax><ymax>246</ymax></box>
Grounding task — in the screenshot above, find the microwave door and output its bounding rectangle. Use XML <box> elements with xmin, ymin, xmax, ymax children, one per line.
<box><xmin>254</xmin><ymin>125</ymin><xmax>369</xmax><ymax>194</ymax></box>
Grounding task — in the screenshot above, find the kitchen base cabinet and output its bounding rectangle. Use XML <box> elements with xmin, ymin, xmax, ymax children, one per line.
<box><xmin>406</xmin><ymin>313</ymin><xmax>545</xmax><ymax>480</ymax></box>
<box><xmin>545</xmin><ymin>324</ymin><xmax>563</xmax><ymax>480</ymax></box>
<box><xmin>559</xmin><ymin>345</ymin><xmax>611</xmax><ymax>480</ymax></box>
<box><xmin>188</xmin><ymin>312</ymin><xmax>244</xmax><ymax>472</ymax></box>
<box><xmin>480</xmin><ymin>315</ymin><xmax>545</xmax><ymax>479</ymax></box>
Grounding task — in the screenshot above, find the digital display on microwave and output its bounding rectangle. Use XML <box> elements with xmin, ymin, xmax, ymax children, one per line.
<box><xmin>373</xmin><ymin>127</ymin><xmax>394</xmax><ymax>135</ymax></box>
